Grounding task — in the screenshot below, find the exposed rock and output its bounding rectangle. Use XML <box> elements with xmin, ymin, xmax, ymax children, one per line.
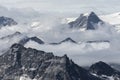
<box><xmin>69</xmin><ymin>12</ymin><xmax>103</xmax><ymax>30</ymax></box>
<box><xmin>89</xmin><ymin>61</ymin><xmax>120</xmax><ymax>79</ymax></box>
<box><xmin>0</xmin><ymin>43</ymin><xmax>102</xmax><ymax>80</ymax></box>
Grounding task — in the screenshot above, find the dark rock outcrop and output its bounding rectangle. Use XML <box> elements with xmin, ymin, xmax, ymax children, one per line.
<box><xmin>0</xmin><ymin>43</ymin><xmax>102</xmax><ymax>80</ymax></box>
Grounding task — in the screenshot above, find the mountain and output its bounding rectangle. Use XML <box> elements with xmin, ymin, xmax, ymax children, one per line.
<box><xmin>110</xmin><ymin>63</ymin><xmax>120</xmax><ymax>71</ymax></box>
<box><xmin>69</xmin><ymin>12</ymin><xmax>103</xmax><ymax>30</ymax></box>
<box><xmin>0</xmin><ymin>16</ymin><xmax>17</xmax><ymax>27</ymax></box>
<box><xmin>0</xmin><ymin>32</ymin><xmax>21</xmax><ymax>40</ymax></box>
<box><xmin>19</xmin><ymin>36</ymin><xmax>44</xmax><ymax>45</ymax></box>
<box><xmin>89</xmin><ymin>61</ymin><xmax>120</xmax><ymax>79</ymax></box>
<box><xmin>0</xmin><ymin>32</ymin><xmax>45</xmax><ymax>55</ymax></box>
<box><xmin>0</xmin><ymin>32</ymin><xmax>27</xmax><ymax>53</ymax></box>
<box><xmin>50</xmin><ymin>37</ymin><xmax>77</xmax><ymax>45</ymax></box>
<box><xmin>60</xmin><ymin>37</ymin><xmax>77</xmax><ymax>43</ymax></box>
<box><xmin>100</xmin><ymin>12</ymin><xmax>120</xmax><ymax>32</ymax></box>
<box><xmin>0</xmin><ymin>43</ymin><xmax>103</xmax><ymax>80</ymax></box>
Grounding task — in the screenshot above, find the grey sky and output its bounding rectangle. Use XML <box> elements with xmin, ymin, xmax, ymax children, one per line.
<box><xmin>0</xmin><ymin>0</ymin><xmax>120</xmax><ymax>14</ymax></box>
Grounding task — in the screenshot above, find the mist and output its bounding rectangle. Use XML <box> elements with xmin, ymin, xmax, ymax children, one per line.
<box><xmin>0</xmin><ymin>7</ymin><xmax>120</xmax><ymax>66</ymax></box>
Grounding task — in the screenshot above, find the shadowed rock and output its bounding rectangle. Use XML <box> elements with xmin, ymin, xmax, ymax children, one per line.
<box><xmin>89</xmin><ymin>61</ymin><xmax>120</xmax><ymax>79</ymax></box>
<box><xmin>69</xmin><ymin>12</ymin><xmax>103</xmax><ymax>30</ymax></box>
<box><xmin>19</xmin><ymin>36</ymin><xmax>44</xmax><ymax>45</ymax></box>
<box><xmin>0</xmin><ymin>43</ymin><xmax>102</xmax><ymax>80</ymax></box>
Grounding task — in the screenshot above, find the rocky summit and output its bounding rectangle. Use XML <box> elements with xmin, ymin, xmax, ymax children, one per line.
<box><xmin>0</xmin><ymin>44</ymin><xmax>120</xmax><ymax>80</ymax></box>
<box><xmin>0</xmin><ymin>43</ymin><xmax>102</xmax><ymax>80</ymax></box>
<box><xmin>69</xmin><ymin>12</ymin><xmax>103</xmax><ymax>30</ymax></box>
<box><xmin>89</xmin><ymin>61</ymin><xmax>120</xmax><ymax>80</ymax></box>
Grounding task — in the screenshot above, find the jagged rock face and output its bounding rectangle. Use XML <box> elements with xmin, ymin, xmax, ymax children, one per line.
<box><xmin>0</xmin><ymin>44</ymin><xmax>102</xmax><ymax>80</ymax></box>
<box><xmin>69</xmin><ymin>12</ymin><xmax>103</xmax><ymax>30</ymax></box>
<box><xmin>19</xmin><ymin>36</ymin><xmax>44</xmax><ymax>45</ymax></box>
<box><xmin>0</xmin><ymin>16</ymin><xmax>17</xmax><ymax>27</ymax></box>
<box><xmin>89</xmin><ymin>61</ymin><xmax>120</xmax><ymax>79</ymax></box>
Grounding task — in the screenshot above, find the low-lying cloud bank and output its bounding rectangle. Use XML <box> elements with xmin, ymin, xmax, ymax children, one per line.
<box><xmin>0</xmin><ymin>11</ymin><xmax>120</xmax><ymax>66</ymax></box>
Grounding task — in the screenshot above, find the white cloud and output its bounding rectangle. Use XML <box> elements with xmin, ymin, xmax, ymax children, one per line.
<box><xmin>0</xmin><ymin>10</ymin><xmax>119</xmax><ymax>66</ymax></box>
<box><xmin>0</xmin><ymin>0</ymin><xmax>120</xmax><ymax>14</ymax></box>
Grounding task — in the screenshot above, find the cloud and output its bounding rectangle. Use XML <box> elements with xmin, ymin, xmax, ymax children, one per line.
<box><xmin>0</xmin><ymin>5</ymin><xmax>42</xmax><ymax>23</ymax></box>
<box><xmin>0</xmin><ymin>11</ymin><xmax>119</xmax><ymax>66</ymax></box>
<box><xmin>0</xmin><ymin>0</ymin><xmax>120</xmax><ymax>14</ymax></box>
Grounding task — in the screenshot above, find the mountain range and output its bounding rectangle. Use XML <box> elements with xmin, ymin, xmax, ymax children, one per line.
<box><xmin>0</xmin><ymin>44</ymin><xmax>119</xmax><ymax>80</ymax></box>
<box><xmin>0</xmin><ymin>11</ymin><xmax>119</xmax><ymax>80</ymax></box>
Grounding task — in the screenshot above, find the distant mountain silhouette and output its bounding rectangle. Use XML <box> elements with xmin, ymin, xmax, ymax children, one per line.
<box><xmin>0</xmin><ymin>16</ymin><xmax>17</xmax><ymax>27</ymax></box>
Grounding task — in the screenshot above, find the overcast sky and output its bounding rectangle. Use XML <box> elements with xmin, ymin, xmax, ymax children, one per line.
<box><xmin>0</xmin><ymin>0</ymin><xmax>120</xmax><ymax>14</ymax></box>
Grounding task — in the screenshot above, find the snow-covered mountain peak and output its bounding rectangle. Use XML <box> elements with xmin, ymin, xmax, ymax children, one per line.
<box><xmin>100</xmin><ymin>12</ymin><xmax>120</xmax><ymax>25</ymax></box>
<box><xmin>69</xmin><ymin>12</ymin><xmax>103</xmax><ymax>30</ymax></box>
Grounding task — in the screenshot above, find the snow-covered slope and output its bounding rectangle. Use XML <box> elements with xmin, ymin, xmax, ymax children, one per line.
<box><xmin>69</xmin><ymin>12</ymin><xmax>103</xmax><ymax>30</ymax></box>
<box><xmin>100</xmin><ymin>12</ymin><xmax>120</xmax><ymax>25</ymax></box>
<box><xmin>63</xmin><ymin>12</ymin><xmax>120</xmax><ymax>26</ymax></box>
<box><xmin>100</xmin><ymin>12</ymin><xmax>120</xmax><ymax>32</ymax></box>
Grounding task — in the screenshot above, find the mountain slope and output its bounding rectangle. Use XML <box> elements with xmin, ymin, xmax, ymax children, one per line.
<box><xmin>89</xmin><ymin>61</ymin><xmax>120</xmax><ymax>79</ymax></box>
<box><xmin>19</xmin><ymin>36</ymin><xmax>44</xmax><ymax>45</ymax></box>
<box><xmin>0</xmin><ymin>16</ymin><xmax>17</xmax><ymax>27</ymax></box>
<box><xmin>0</xmin><ymin>43</ymin><xmax>103</xmax><ymax>80</ymax></box>
<box><xmin>69</xmin><ymin>12</ymin><xmax>103</xmax><ymax>30</ymax></box>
